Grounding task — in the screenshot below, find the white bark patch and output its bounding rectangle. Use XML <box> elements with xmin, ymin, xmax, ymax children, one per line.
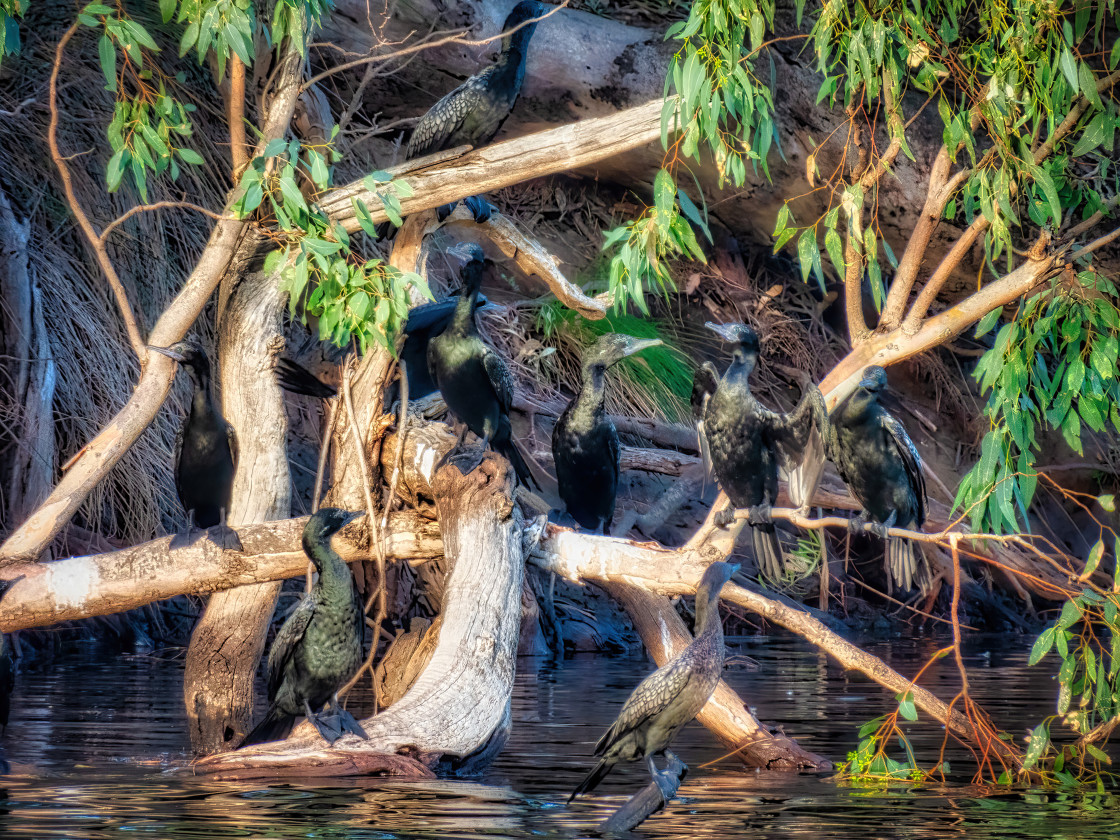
<box><xmin>418</xmin><ymin>445</ymin><xmax>438</xmax><ymax>484</ymax></box>
<box><xmin>47</xmin><ymin>557</ymin><xmax>98</xmax><ymax>611</ymax></box>
<box><xmin>657</xmin><ymin>614</ymin><xmax>670</xmax><ymax>658</ymax></box>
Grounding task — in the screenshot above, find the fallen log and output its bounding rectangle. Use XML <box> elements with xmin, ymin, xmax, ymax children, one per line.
<box><xmin>190</xmin><ymin>424</ymin><xmax>525</xmax><ymax>779</ymax></box>
<box><xmin>0</xmin><ymin>511</ymin><xmax>441</xmax><ymax>633</ymax></box>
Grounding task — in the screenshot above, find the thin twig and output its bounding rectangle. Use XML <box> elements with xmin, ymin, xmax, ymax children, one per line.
<box><xmin>48</xmin><ymin>21</ymin><xmax>146</xmax><ymax>360</ymax></box>
<box><xmin>229</xmin><ymin>56</ymin><xmax>249</xmax><ymax>178</ymax></box>
<box><xmin>100</xmin><ymin>201</ymin><xmax>233</xmax><ymax>243</ymax></box>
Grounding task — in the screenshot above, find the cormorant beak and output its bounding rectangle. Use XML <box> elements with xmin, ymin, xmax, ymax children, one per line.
<box><xmin>447</xmin><ymin>241</ymin><xmax>486</xmax><ymax>265</ymax></box>
<box><xmin>148</xmin><ymin>344</ymin><xmax>186</xmax><ymax>364</ymax></box>
<box><xmin>339</xmin><ymin>510</ymin><xmax>364</xmax><ymax>528</ymax></box>
<box><xmin>857</xmin><ymin>368</ymin><xmax>886</xmax><ymax>392</ymax></box>
<box><xmin>703</xmin><ymin>321</ymin><xmax>743</xmax><ymax>343</ymax></box>
<box><xmin>477</xmin><ymin>300</ymin><xmax>503</xmax><ymax>314</ymax></box>
<box><xmin>726</xmin><ymin>563</ymin><xmax>741</xmax><ymax>575</ymax></box>
<box><xmin>610</xmin><ymin>337</ymin><xmax>662</xmax><ymax>365</ymax></box>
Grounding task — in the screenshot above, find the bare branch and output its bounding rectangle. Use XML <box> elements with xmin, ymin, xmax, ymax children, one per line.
<box><xmin>100</xmin><ymin>201</ymin><xmax>233</xmax><ymax>243</ymax></box>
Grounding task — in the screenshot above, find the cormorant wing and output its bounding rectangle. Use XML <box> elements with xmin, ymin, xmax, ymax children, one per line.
<box><xmin>690</xmin><ymin>362</ymin><xmax>719</xmax><ymax>479</ymax></box>
<box><xmin>881</xmin><ymin>412</ymin><xmax>926</xmax><ymax>526</ymax></box>
<box><xmin>172</xmin><ymin>418</ymin><xmax>185</xmax><ymax>490</ymax></box>
<box><xmin>771</xmin><ymin>384</ymin><xmax>829</xmax><ymax>509</ymax></box>
<box><xmin>226</xmin><ymin>421</ymin><xmax>239</xmax><ymax>473</ymax></box>
<box><xmin>593</xmin><ymin>655</ymin><xmax>695</xmax><ymax>756</ymax></box>
<box><xmin>266</xmin><ymin>596</ymin><xmax>316</xmax><ymax>700</ymax></box>
<box><xmin>482</xmin><ymin>346</ymin><xmax>514</xmax><ymax>413</ymax></box>
<box><xmin>406</xmin><ymin>72</ymin><xmax>493</xmax><ymax>160</ymax></box>
<box><xmin>276</xmin><ymin>357</ymin><xmax>337</xmax><ymax>399</ymax></box>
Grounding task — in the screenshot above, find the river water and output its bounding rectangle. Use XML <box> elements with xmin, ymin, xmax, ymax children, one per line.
<box><xmin>1</xmin><ymin>635</ymin><xmax>1117</xmax><ymax>838</ymax></box>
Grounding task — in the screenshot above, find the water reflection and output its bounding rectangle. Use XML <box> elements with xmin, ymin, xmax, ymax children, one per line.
<box><xmin>0</xmin><ymin>637</ymin><xmax>1116</xmax><ymax>838</ymax></box>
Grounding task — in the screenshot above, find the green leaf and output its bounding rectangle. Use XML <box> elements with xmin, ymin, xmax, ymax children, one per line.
<box><xmin>160</xmin><ymin>0</ymin><xmax>177</xmax><ymax>23</ymax></box>
<box><xmin>1022</xmin><ymin>721</ymin><xmax>1049</xmax><ymax>771</ymax></box>
<box><xmin>1098</xmin><ymin>494</ymin><xmax>1115</xmax><ymax>513</ymax></box>
<box><xmin>352</xmin><ymin>198</ymin><xmax>377</xmax><ymax>238</ymax></box>
<box><xmin>106</xmin><ymin>147</ymin><xmax>127</xmax><ymax>191</ymax></box>
<box><xmin>1029</xmin><ymin>626</ymin><xmax>1056</xmax><ymax>666</ymax></box>
<box><xmin>83</xmin><ymin>3</ymin><xmax>115</xmax><ymax>15</ymax></box>
<box><xmin>897</xmin><ymin>694</ymin><xmax>918</xmax><ymax>722</ymax></box>
<box><xmin>974</xmin><ymin>307</ymin><xmax>1002</xmax><ymax>338</ymax></box>
<box><xmin>677</xmin><ymin>188</ymin><xmax>710</xmax><ymax>241</ymax></box>
<box><xmin>796</xmin><ymin>228</ymin><xmax>816</xmax><ymax>283</ymax></box>
<box><xmin>824</xmin><ymin>228</ymin><xmax>844</xmax><ymax>278</ymax></box>
<box><xmin>1072</xmin><ymin>114</ymin><xmax>1107</xmax><ymax>157</ymax></box>
<box><xmin>1111</xmin><ymin>39</ymin><xmax>1120</xmax><ymax>71</ymax></box>
<box><xmin>263</xmin><ymin>248</ymin><xmax>286</xmax><ymax>275</ymax></box>
<box><xmin>176</xmin><ymin>147</ymin><xmax>204</xmax><ymax>166</ymax></box>
<box><xmin>1059</xmin><ymin>48</ymin><xmax>1079</xmax><ymax>92</ymax></box>
<box><xmin>1057</xmin><ymin>598</ymin><xmax>1082</xmax><ymax>630</ymax></box>
<box><xmin>1079</xmin><ymin>62</ymin><xmax>1101</xmax><ymax>108</ymax></box>
<box><xmin>98</xmin><ymin>33</ymin><xmax>116</xmax><ymax>92</ymax></box>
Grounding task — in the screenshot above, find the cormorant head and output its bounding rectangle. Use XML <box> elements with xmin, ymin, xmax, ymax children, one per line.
<box><xmin>502</xmin><ymin>1</ymin><xmax>549</xmax><ymax>49</ymax></box>
<box><xmin>857</xmin><ymin>365</ymin><xmax>889</xmax><ymax>396</ymax></box>
<box><xmin>149</xmin><ymin>340</ymin><xmax>211</xmax><ymax>379</ymax></box>
<box><xmin>694</xmin><ymin>561</ymin><xmax>739</xmax><ymax>628</ymax></box>
<box><xmin>448</xmin><ymin>242</ymin><xmax>487</xmax><ymax>293</ymax></box>
<box><xmin>582</xmin><ymin>333</ymin><xmax>663</xmax><ymax>382</ymax></box>
<box><xmin>303</xmin><ymin>508</ymin><xmax>362</xmax><ymax>562</ymax></box>
<box><xmin>704</xmin><ymin>321</ymin><xmax>760</xmax><ymax>368</ymax></box>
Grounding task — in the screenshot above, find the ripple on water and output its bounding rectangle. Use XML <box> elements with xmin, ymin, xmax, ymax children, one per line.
<box><xmin>0</xmin><ymin>637</ymin><xmax>1117</xmax><ymax>839</ymax></box>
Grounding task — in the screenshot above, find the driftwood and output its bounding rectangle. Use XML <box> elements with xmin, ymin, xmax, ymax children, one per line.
<box><xmin>0</xmin><ymin>511</ymin><xmax>440</xmax><ymax>633</ymax></box>
<box><xmin>600</xmin><ymin>754</ymin><xmax>687</xmax><ymax>835</ymax></box>
<box><xmin>190</xmin><ymin>424</ymin><xmax>525</xmax><ymax>779</ymax></box>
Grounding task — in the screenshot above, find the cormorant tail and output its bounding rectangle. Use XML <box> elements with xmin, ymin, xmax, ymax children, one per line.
<box><xmin>239</xmin><ymin>705</ymin><xmax>297</xmax><ymax>747</ymax></box>
<box><xmin>887</xmin><ymin>537</ymin><xmax>927</xmax><ymax>595</ymax></box>
<box><xmin>751</xmin><ymin>523</ymin><xmax>784</xmax><ymax>582</ymax></box>
<box><xmin>568</xmin><ymin>758</ymin><xmax>613</xmax><ymax>802</ymax></box>
<box><xmin>276</xmin><ymin>358</ymin><xmax>337</xmax><ymax>399</ymax></box>
<box><xmin>494</xmin><ymin>437</ymin><xmax>539</xmax><ymax>490</ymax></box>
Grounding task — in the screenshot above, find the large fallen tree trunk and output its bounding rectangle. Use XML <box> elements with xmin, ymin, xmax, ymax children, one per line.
<box><xmin>190</xmin><ymin>423</ymin><xmax>525</xmax><ymax>779</ymax></box>
<box><xmin>0</xmin><ymin>511</ymin><xmax>440</xmax><ymax>633</ymax></box>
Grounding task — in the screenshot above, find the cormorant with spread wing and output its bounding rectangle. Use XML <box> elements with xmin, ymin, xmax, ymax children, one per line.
<box><xmin>569</xmin><ymin>561</ymin><xmax>737</xmax><ymax>800</ymax></box>
<box><xmin>692</xmin><ymin>323</ymin><xmax>828</xmax><ymax>581</ymax></box>
<box><xmin>427</xmin><ymin>243</ymin><xmax>537</xmax><ymax>487</ymax></box>
<box><xmin>150</xmin><ymin>341</ymin><xmax>241</xmax><ymax>551</ymax></box>
<box><xmin>395</xmin><ymin>1</ymin><xmax>549</xmax><ymax>226</ymax></box>
<box><xmin>553</xmin><ymin>333</ymin><xmax>662</xmax><ymax>533</ymax></box>
<box><xmin>827</xmin><ymin>365</ymin><xmax>928</xmax><ymax>593</ymax></box>
<box><xmin>241</xmin><ymin>508</ymin><xmax>368</xmax><ymax>746</ymax></box>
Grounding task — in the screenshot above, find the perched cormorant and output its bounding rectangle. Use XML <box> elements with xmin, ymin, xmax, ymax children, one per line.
<box><xmin>693</xmin><ymin>323</ymin><xmax>828</xmax><ymax>582</ymax></box>
<box><xmin>552</xmin><ymin>333</ymin><xmax>663</xmax><ymax>533</ymax></box>
<box><xmin>274</xmin><ymin>294</ymin><xmax>494</xmax><ymax>403</ymax></box>
<box><xmin>0</xmin><ymin>578</ymin><xmax>18</xmax><ymax>734</ymax></box>
<box><xmin>690</xmin><ymin>360</ymin><xmax>719</xmax><ymax>479</ymax></box>
<box><xmin>569</xmin><ymin>561</ymin><xmax>737</xmax><ymax>801</ymax></box>
<box><xmin>241</xmin><ymin>508</ymin><xmax>368</xmax><ymax>746</ymax></box>
<box><xmin>396</xmin><ymin>1</ymin><xmax>549</xmax><ymax>226</ymax></box>
<box><xmin>150</xmin><ymin>341</ymin><xmax>241</xmax><ymax>551</ymax></box>
<box><xmin>427</xmin><ymin>243</ymin><xmax>537</xmax><ymax>487</ymax></box>
<box><xmin>827</xmin><ymin>365</ymin><xmax>928</xmax><ymax>593</ymax></box>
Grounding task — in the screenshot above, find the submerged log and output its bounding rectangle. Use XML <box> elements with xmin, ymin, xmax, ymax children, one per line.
<box><xmin>191</xmin><ymin>424</ymin><xmax>525</xmax><ymax>779</ymax></box>
<box><xmin>599</xmin><ymin>754</ymin><xmax>687</xmax><ymax>835</ymax></box>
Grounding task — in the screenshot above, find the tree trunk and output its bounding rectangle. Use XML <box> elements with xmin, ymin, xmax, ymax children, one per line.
<box><xmin>183</xmin><ymin>265</ymin><xmax>291</xmax><ymax>754</ymax></box>
<box><xmin>192</xmin><ymin>423</ymin><xmax>525</xmax><ymax>779</ymax></box>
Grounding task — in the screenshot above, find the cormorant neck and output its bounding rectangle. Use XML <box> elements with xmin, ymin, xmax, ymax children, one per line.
<box><xmin>496</xmin><ymin>27</ymin><xmax>534</xmax><ymax>86</ymax></box>
<box><xmin>450</xmin><ymin>282</ymin><xmax>481</xmax><ymax>335</ymax></box>
<box><xmin>726</xmin><ymin>350</ymin><xmax>756</xmax><ymax>383</ymax></box>
<box><xmin>573</xmin><ymin>364</ymin><xmax>608</xmax><ymax>420</ymax></box>
<box><xmin>187</xmin><ymin>366</ymin><xmax>215</xmax><ymax>414</ymax></box>
<box><xmin>302</xmin><ymin>532</ymin><xmax>350</xmax><ymax>586</ymax></box>
<box><xmin>693</xmin><ymin>586</ymin><xmax>723</xmax><ymax>638</ymax></box>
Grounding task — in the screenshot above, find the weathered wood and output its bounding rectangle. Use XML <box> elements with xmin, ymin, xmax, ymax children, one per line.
<box><xmin>0</xmin><ymin>512</ymin><xmax>439</xmax><ymax>633</ymax></box>
<box><xmin>185</xmin><ymin>262</ymin><xmax>296</xmax><ymax>753</ymax></box>
<box><xmin>190</xmin><ymin>423</ymin><xmax>525</xmax><ymax>778</ymax></box>
<box><xmin>608</xmin><ymin>580</ymin><xmax>831</xmax><ymax>771</ymax></box>
<box><xmin>533</xmin><ymin>445</ymin><xmax>700</xmax><ymax>477</ymax></box>
<box><xmin>318</xmin><ymin>99</ymin><xmax>666</xmax><ymax>234</ymax></box>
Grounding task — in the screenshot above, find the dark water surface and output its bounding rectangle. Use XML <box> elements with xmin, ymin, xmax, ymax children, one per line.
<box><xmin>2</xmin><ymin>636</ymin><xmax>1118</xmax><ymax>838</ymax></box>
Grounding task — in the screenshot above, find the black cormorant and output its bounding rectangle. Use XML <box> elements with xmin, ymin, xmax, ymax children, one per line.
<box><xmin>241</xmin><ymin>508</ymin><xmax>368</xmax><ymax>746</ymax></box>
<box><xmin>274</xmin><ymin>294</ymin><xmax>494</xmax><ymax>403</ymax></box>
<box><xmin>569</xmin><ymin>561</ymin><xmax>737</xmax><ymax>800</ymax></box>
<box><xmin>150</xmin><ymin>341</ymin><xmax>241</xmax><ymax>551</ymax></box>
<box><xmin>397</xmin><ymin>0</ymin><xmax>549</xmax><ymax>225</ymax></box>
<box><xmin>693</xmin><ymin>323</ymin><xmax>828</xmax><ymax>581</ymax></box>
<box><xmin>552</xmin><ymin>333</ymin><xmax>662</xmax><ymax>533</ymax></box>
<box><xmin>427</xmin><ymin>243</ymin><xmax>536</xmax><ymax>487</ymax></box>
<box><xmin>827</xmin><ymin>365</ymin><xmax>928</xmax><ymax>593</ymax></box>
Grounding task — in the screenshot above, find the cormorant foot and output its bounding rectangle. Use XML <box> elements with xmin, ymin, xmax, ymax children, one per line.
<box><xmin>462</xmin><ymin>194</ymin><xmax>493</xmax><ymax>223</ymax></box>
<box><xmin>208</xmin><ymin>524</ymin><xmax>244</xmax><ymax>552</ymax></box>
<box><xmin>334</xmin><ymin>707</ymin><xmax>369</xmax><ymax>740</ymax></box>
<box><xmin>870</xmin><ymin>510</ymin><xmax>897</xmax><ymax>541</ymax></box>
<box><xmin>713</xmin><ymin>506</ymin><xmax>736</xmax><ymax>529</ymax></box>
<box><xmin>447</xmin><ymin>447</ymin><xmax>487</xmax><ymax>477</ymax></box>
<box><xmin>435</xmin><ymin>200</ymin><xmax>460</xmax><ymax>222</ymax></box>
<box><xmin>747</xmin><ymin>503</ymin><xmax>773</xmax><ymax>527</ymax></box>
<box><xmin>169</xmin><ymin>527</ymin><xmax>205</xmax><ymax>550</ymax></box>
<box><xmin>847</xmin><ymin>511</ymin><xmax>869</xmax><ymax>537</ymax></box>
<box><xmin>308</xmin><ymin>709</ymin><xmax>345</xmax><ymax>745</ymax></box>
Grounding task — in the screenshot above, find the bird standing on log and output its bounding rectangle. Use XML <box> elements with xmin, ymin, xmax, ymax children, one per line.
<box><xmin>827</xmin><ymin>365</ymin><xmax>928</xmax><ymax>593</ymax></box>
<box><xmin>149</xmin><ymin>341</ymin><xmax>241</xmax><ymax>552</ymax></box>
<box><xmin>692</xmin><ymin>323</ymin><xmax>828</xmax><ymax>582</ymax></box>
<box><xmin>241</xmin><ymin>508</ymin><xmax>368</xmax><ymax>747</ymax></box>
<box><xmin>427</xmin><ymin>243</ymin><xmax>537</xmax><ymax>487</ymax></box>
<box><xmin>569</xmin><ymin>561</ymin><xmax>737</xmax><ymax>801</ymax></box>
<box><xmin>396</xmin><ymin>0</ymin><xmax>549</xmax><ymax>225</ymax></box>
<box><xmin>553</xmin><ymin>333</ymin><xmax>662</xmax><ymax>533</ymax></box>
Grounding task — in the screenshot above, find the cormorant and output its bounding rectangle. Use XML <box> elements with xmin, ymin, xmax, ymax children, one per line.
<box><xmin>394</xmin><ymin>1</ymin><xmax>549</xmax><ymax>227</ymax></box>
<box><xmin>569</xmin><ymin>561</ymin><xmax>737</xmax><ymax>801</ymax></box>
<box><xmin>552</xmin><ymin>333</ymin><xmax>663</xmax><ymax>533</ymax></box>
<box><xmin>0</xmin><ymin>578</ymin><xmax>18</xmax><ymax>734</ymax></box>
<box><xmin>427</xmin><ymin>243</ymin><xmax>537</xmax><ymax>487</ymax></box>
<box><xmin>274</xmin><ymin>294</ymin><xmax>494</xmax><ymax>403</ymax></box>
<box><xmin>693</xmin><ymin>323</ymin><xmax>828</xmax><ymax>581</ymax></box>
<box><xmin>241</xmin><ymin>507</ymin><xmax>368</xmax><ymax>746</ymax></box>
<box><xmin>690</xmin><ymin>360</ymin><xmax>719</xmax><ymax>479</ymax></box>
<box><xmin>150</xmin><ymin>341</ymin><xmax>241</xmax><ymax>551</ymax></box>
<box><xmin>827</xmin><ymin>365</ymin><xmax>928</xmax><ymax>593</ymax></box>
